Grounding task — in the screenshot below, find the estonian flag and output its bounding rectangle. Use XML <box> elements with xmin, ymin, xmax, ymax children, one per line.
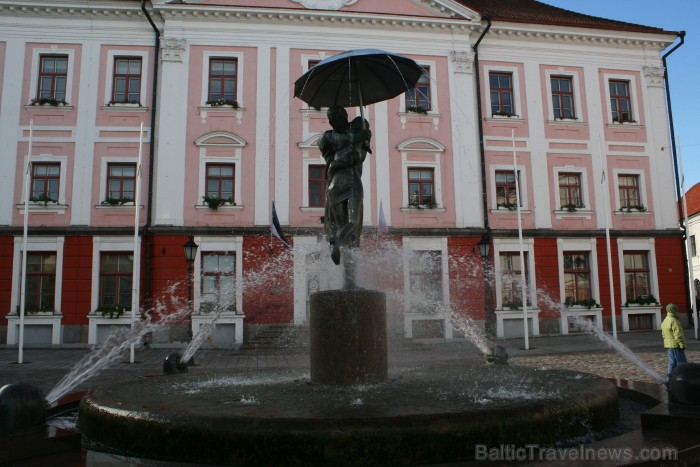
<box><xmin>271</xmin><ymin>201</ymin><xmax>291</xmax><ymax>249</ymax></box>
<box><xmin>377</xmin><ymin>200</ymin><xmax>388</xmax><ymax>236</ymax></box>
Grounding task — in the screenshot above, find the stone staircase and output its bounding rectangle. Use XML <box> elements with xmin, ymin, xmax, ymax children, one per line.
<box><xmin>241</xmin><ymin>324</ymin><xmax>309</xmax><ymax>353</ymax></box>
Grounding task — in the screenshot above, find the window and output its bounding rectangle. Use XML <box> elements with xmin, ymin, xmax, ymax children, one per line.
<box><xmin>205</xmin><ymin>164</ymin><xmax>235</xmax><ymax>201</ymax></box>
<box><xmin>609</xmin><ymin>80</ymin><xmax>632</xmax><ymax>123</ymax></box>
<box><xmin>37</xmin><ymin>55</ymin><xmax>68</xmax><ymax>101</ymax></box>
<box><xmin>106</xmin><ymin>163</ymin><xmax>136</xmax><ymax>201</ymax></box>
<box><xmin>201</xmin><ymin>252</ymin><xmax>236</xmax><ymax>312</ymax></box>
<box><xmin>406</xmin><ymin>66</ymin><xmax>431</xmax><ymax>111</ymax></box>
<box><xmin>407</xmin><ymin>167</ymin><xmax>435</xmax><ymax>206</ymax></box>
<box><xmin>308</xmin><ymin>164</ymin><xmax>326</xmax><ymax>208</ymax></box>
<box><xmin>489</xmin><ymin>72</ymin><xmax>514</xmax><ymax>116</ymax></box>
<box><xmin>31</xmin><ymin>163</ymin><xmax>60</xmax><ymax>202</ymax></box>
<box><xmin>208</xmin><ymin>58</ymin><xmax>238</xmax><ymax>104</ymax></box>
<box><xmin>624</xmin><ymin>252</ymin><xmax>650</xmax><ymax>301</ymax></box>
<box><xmin>500</xmin><ymin>252</ymin><xmax>529</xmax><ymax>306</ymax></box>
<box><xmin>618</xmin><ymin>174</ymin><xmax>640</xmax><ymax>208</ymax></box>
<box><xmin>23</xmin><ymin>253</ymin><xmax>56</xmax><ymax>312</ymax></box>
<box><xmin>563</xmin><ymin>252</ymin><xmax>592</xmax><ymax>304</ymax></box>
<box><xmin>495</xmin><ymin>170</ymin><xmax>521</xmax><ymax>208</ymax></box>
<box><xmin>692</xmin><ymin>236</ymin><xmax>697</xmax><ymax>257</ymax></box>
<box><xmin>558</xmin><ymin>173</ymin><xmax>582</xmax><ymax>209</ymax></box>
<box><xmin>409</xmin><ymin>250</ymin><xmax>442</xmax><ymax>311</ymax></box>
<box><xmin>99</xmin><ymin>253</ymin><xmax>133</xmax><ymax>309</ymax></box>
<box><xmin>112</xmin><ymin>57</ymin><xmax>142</xmax><ymax>104</ymax></box>
<box><xmin>551</xmin><ymin>76</ymin><xmax>575</xmax><ymax>119</ymax></box>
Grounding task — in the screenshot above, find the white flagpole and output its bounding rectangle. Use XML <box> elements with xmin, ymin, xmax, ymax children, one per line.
<box><xmin>512</xmin><ymin>130</ymin><xmax>529</xmax><ymax>350</ymax></box>
<box><xmin>18</xmin><ymin>119</ymin><xmax>34</xmax><ymax>364</ymax></box>
<box><xmin>678</xmin><ymin>138</ymin><xmax>698</xmax><ymax>339</ymax></box>
<box><xmin>130</xmin><ymin>122</ymin><xmax>144</xmax><ymax>363</ymax></box>
<box><xmin>599</xmin><ymin>135</ymin><xmax>617</xmax><ymax>339</ymax></box>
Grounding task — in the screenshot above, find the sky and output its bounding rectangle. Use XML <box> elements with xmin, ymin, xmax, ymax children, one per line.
<box><xmin>538</xmin><ymin>0</ymin><xmax>700</xmax><ymax>194</ymax></box>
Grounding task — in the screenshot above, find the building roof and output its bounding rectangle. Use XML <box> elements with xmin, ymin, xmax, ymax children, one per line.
<box><xmin>455</xmin><ymin>0</ymin><xmax>678</xmax><ymax>36</ymax></box>
<box><xmin>683</xmin><ymin>183</ymin><xmax>700</xmax><ymax>218</ymax></box>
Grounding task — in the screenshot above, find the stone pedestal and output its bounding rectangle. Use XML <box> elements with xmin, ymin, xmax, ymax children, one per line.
<box><xmin>309</xmin><ymin>289</ymin><xmax>387</xmax><ymax>385</ymax></box>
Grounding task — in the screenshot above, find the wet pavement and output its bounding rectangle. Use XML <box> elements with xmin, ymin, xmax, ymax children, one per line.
<box><xmin>1</xmin><ymin>329</ymin><xmax>698</xmax><ymax>397</ymax></box>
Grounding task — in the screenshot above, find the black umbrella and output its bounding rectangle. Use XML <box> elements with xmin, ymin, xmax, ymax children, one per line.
<box><xmin>294</xmin><ymin>49</ymin><xmax>423</xmax><ymax>116</ymax></box>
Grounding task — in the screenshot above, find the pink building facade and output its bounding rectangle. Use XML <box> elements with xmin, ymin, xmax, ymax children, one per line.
<box><xmin>0</xmin><ymin>0</ymin><xmax>688</xmax><ymax>347</ymax></box>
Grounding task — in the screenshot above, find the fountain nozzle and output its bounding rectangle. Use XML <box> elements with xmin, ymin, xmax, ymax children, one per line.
<box><xmin>484</xmin><ymin>345</ymin><xmax>509</xmax><ymax>366</ymax></box>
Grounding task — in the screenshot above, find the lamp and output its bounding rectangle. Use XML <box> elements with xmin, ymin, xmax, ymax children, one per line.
<box><xmin>183</xmin><ymin>235</ymin><xmax>198</xmax><ymax>342</ymax></box>
<box><xmin>477</xmin><ymin>231</ymin><xmax>491</xmax><ymax>258</ymax></box>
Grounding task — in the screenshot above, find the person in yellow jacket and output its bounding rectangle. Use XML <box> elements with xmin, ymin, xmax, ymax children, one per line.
<box><xmin>662</xmin><ymin>303</ymin><xmax>687</xmax><ymax>382</ymax></box>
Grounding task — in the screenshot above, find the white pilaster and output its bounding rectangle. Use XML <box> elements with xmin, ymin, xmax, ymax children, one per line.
<box><xmin>582</xmin><ymin>63</ymin><xmax>608</xmax><ymax>230</ymax></box>
<box><xmin>0</xmin><ymin>39</ymin><xmax>24</xmax><ymax>225</ymax></box>
<box><xmin>522</xmin><ymin>60</ymin><xmax>551</xmax><ymax>229</ymax></box>
<box><xmin>274</xmin><ymin>46</ymin><xmax>290</xmax><ymax>224</ymax></box>
<box><xmin>255</xmin><ymin>46</ymin><xmax>271</xmax><ymax>226</ymax></box>
<box><xmin>449</xmin><ymin>49</ymin><xmax>481</xmax><ymax>228</ymax></box>
<box><xmin>154</xmin><ymin>38</ymin><xmax>188</xmax><ymax>226</ymax></box>
<box><xmin>71</xmin><ymin>41</ymin><xmax>101</xmax><ymax>226</ymax></box>
<box><xmin>374</xmin><ymin>100</ymin><xmax>391</xmax><ymax>227</ymax></box>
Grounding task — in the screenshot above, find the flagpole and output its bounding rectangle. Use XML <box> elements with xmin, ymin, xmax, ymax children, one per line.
<box><xmin>18</xmin><ymin>119</ymin><xmax>34</xmax><ymax>364</ymax></box>
<box><xmin>512</xmin><ymin>130</ymin><xmax>529</xmax><ymax>350</ymax></box>
<box><xmin>678</xmin><ymin>138</ymin><xmax>698</xmax><ymax>339</ymax></box>
<box><xmin>599</xmin><ymin>135</ymin><xmax>617</xmax><ymax>339</ymax></box>
<box><xmin>130</xmin><ymin>122</ymin><xmax>144</xmax><ymax>364</ymax></box>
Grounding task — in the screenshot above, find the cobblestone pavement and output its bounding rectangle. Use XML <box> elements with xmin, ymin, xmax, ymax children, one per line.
<box><xmin>1</xmin><ymin>330</ymin><xmax>698</xmax><ymax>398</ymax></box>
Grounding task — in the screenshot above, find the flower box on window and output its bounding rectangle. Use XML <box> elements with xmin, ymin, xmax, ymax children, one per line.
<box><xmin>101</xmin><ymin>197</ymin><xmax>134</xmax><ymax>206</ymax></box>
<box><xmin>96</xmin><ymin>305</ymin><xmax>128</xmax><ymax>319</ymax></box>
<box><xmin>30</xmin><ymin>97</ymin><xmax>69</xmax><ymax>107</ymax></box>
<box><xmin>408</xmin><ymin>196</ymin><xmax>439</xmax><ymax>210</ymax></box>
<box><xmin>619</xmin><ymin>205</ymin><xmax>647</xmax><ymax>213</ymax></box>
<box><xmin>106</xmin><ymin>100</ymin><xmax>142</xmax><ymax>107</ymax></box>
<box><xmin>202</xmin><ymin>196</ymin><xmax>235</xmax><ymax>210</ymax></box>
<box><xmin>624</xmin><ymin>294</ymin><xmax>658</xmax><ymax>307</ymax></box>
<box><xmin>497</xmin><ymin>203</ymin><xmax>518</xmax><ymax>211</ymax></box>
<box><xmin>205</xmin><ymin>98</ymin><xmax>239</xmax><ymax>108</ymax></box>
<box><xmin>564</xmin><ymin>298</ymin><xmax>600</xmax><ymax>309</ymax></box>
<box><xmin>405</xmin><ymin>105</ymin><xmax>428</xmax><ymax>115</ymax></box>
<box><xmin>29</xmin><ymin>195</ymin><xmax>59</xmax><ymax>206</ymax></box>
<box><xmin>492</xmin><ymin>111</ymin><xmax>518</xmax><ymax>118</ymax></box>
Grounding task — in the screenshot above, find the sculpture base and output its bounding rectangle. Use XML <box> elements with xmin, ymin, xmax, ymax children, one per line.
<box><xmin>309</xmin><ymin>289</ymin><xmax>387</xmax><ymax>385</ymax></box>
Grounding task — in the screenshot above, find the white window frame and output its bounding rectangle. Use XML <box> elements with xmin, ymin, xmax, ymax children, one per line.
<box><xmin>103</xmin><ymin>50</ymin><xmax>149</xmax><ymax>106</ymax></box>
<box><xmin>603</xmin><ymin>72</ymin><xmax>640</xmax><ymax>125</ymax></box>
<box><xmin>553</xmin><ymin>166</ymin><xmax>590</xmax><ymax>211</ymax></box>
<box><xmin>493</xmin><ymin>238</ymin><xmax>537</xmax><ymax>309</ymax></box>
<box><xmin>398</xmin><ymin>59</ymin><xmax>439</xmax><ymax>115</ymax></box>
<box><xmin>557</xmin><ymin>238</ymin><xmax>601</xmax><ymax>305</ymax></box>
<box><xmin>193</xmin><ymin>236</ymin><xmax>244</xmax><ymax>314</ymax></box>
<box><xmin>544</xmin><ymin>69</ymin><xmax>583</xmax><ymax>121</ymax></box>
<box><xmin>617</xmin><ymin>238</ymin><xmax>659</xmax><ymax>305</ymax></box>
<box><xmin>402</xmin><ymin>237</ymin><xmax>451</xmax><ymax>339</ymax></box>
<box><xmin>23</xmin><ymin>155</ymin><xmax>69</xmax><ymax>207</ymax></box>
<box><xmin>201</xmin><ymin>51</ymin><xmax>244</xmax><ymax>107</ymax></box>
<box><xmin>490</xmin><ymin>164</ymin><xmax>529</xmax><ymax>211</ymax></box>
<box><xmin>612</xmin><ymin>169</ymin><xmax>647</xmax><ymax>211</ymax></box>
<box><xmin>300</xmin><ymin>53</ymin><xmax>329</xmax><ymax>111</ymax></box>
<box><xmin>195</xmin><ymin>132</ymin><xmax>246</xmax><ymax>208</ymax></box>
<box><xmin>483</xmin><ymin>65</ymin><xmax>522</xmax><ymax>118</ymax></box>
<box><xmin>299</xmin><ymin>134</ymin><xmax>325</xmax><ymax>209</ymax></box>
<box><xmin>28</xmin><ymin>47</ymin><xmax>75</xmax><ymax>104</ymax></box>
<box><xmin>399</xmin><ymin>138</ymin><xmax>445</xmax><ymax>210</ymax></box>
<box><xmin>98</xmin><ymin>156</ymin><xmax>139</xmax><ymax>206</ymax></box>
<box><xmin>10</xmin><ymin>236</ymin><xmax>65</xmax><ymax>314</ymax></box>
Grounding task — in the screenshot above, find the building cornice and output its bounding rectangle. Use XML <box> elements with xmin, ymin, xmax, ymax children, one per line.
<box><xmin>0</xmin><ymin>1</ymin><xmax>146</xmax><ymax>19</ymax></box>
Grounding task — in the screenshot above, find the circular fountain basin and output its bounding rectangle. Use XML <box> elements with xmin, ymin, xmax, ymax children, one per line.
<box><xmin>79</xmin><ymin>363</ymin><xmax>618</xmax><ymax>466</ymax></box>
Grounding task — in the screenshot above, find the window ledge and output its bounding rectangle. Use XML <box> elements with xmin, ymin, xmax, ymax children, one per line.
<box><xmin>198</xmin><ymin>106</ymin><xmax>245</xmax><ymax>124</ymax></box>
<box><xmin>400</xmin><ymin>206</ymin><xmax>446</xmax><ymax>213</ymax></box>
<box><xmin>486</xmin><ymin>115</ymin><xmax>524</xmax><ymax>123</ymax></box>
<box><xmin>16</xmin><ymin>203</ymin><xmax>68</xmax><ymax>214</ymax></box>
<box><xmin>398</xmin><ymin>111</ymin><xmax>442</xmax><ymax>130</ymax></box>
<box><xmin>7</xmin><ymin>311</ymin><xmax>62</xmax><ymax>317</ymax></box>
<box><xmin>490</xmin><ymin>208</ymin><xmax>531</xmax><ymax>215</ymax></box>
<box><xmin>562</xmin><ymin>306</ymin><xmax>603</xmax><ymax>312</ymax></box>
<box><xmin>195</xmin><ymin>204</ymin><xmax>243</xmax><ymax>211</ymax></box>
<box><xmin>622</xmin><ymin>304</ymin><xmax>660</xmax><ymax>309</ymax></box>
<box><xmin>300</xmin><ymin>207</ymin><xmax>324</xmax><ymax>213</ymax></box>
<box><xmin>554</xmin><ymin>209</ymin><xmax>592</xmax><ymax>219</ymax></box>
<box><xmin>95</xmin><ymin>204</ymin><xmax>144</xmax><ymax>210</ymax></box>
<box><xmin>100</xmin><ymin>105</ymin><xmax>149</xmax><ymax>112</ymax></box>
<box><xmin>547</xmin><ymin>118</ymin><xmax>585</xmax><ymax>126</ymax></box>
<box><xmin>301</xmin><ymin>108</ymin><xmax>328</xmax><ymax>120</ymax></box>
<box><xmin>606</xmin><ymin>122</ymin><xmax>643</xmax><ymax>129</ymax></box>
<box><xmin>614</xmin><ymin>210</ymin><xmax>651</xmax><ymax>216</ymax></box>
<box><xmin>87</xmin><ymin>314</ymin><xmax>135</xmax><ymax>323</ymax></box>
<box><xmin>496</xmin><ymin>307</ymin><xmax>540</xmax><ymax>314</ymax></box>
<box><xmin>24</xmin><ymin>104</ymin><xmax>74</xmax><ymax>111</ymax></box>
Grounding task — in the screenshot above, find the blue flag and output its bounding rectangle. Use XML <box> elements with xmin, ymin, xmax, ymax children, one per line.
<box><xmin>271</xmin><ymin>201</ymin><xmax>291</xmax><ymax>249</ymax></box>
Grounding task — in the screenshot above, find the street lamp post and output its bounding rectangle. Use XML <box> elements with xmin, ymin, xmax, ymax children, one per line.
<box><xmin>478</xmin><ymin>230</ymin><xmax>495</xmax><ymax>338</ymax></box>
<box><xmin>183</xmin><ymin>235</ymin><xmax>198</xmax><ymax>342</ymax></box>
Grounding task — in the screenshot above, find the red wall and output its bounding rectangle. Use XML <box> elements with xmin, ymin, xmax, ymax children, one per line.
<box><xmin>534</xmin><ymin>238</ymin><xmax>560</xmax><ymax>318</ymax></box>
<box><xmin>61</xmin><ymin>236</ymin><xmax>93</xmax><ymax>324</ymax></box>
<box><xmin>0</xmin><ymin>237</ymin><xmax>13</xmax><ymax>323</ymax></box>
<box><xmin>655</xmin><ymin>236</ymin><xmax>689</xmax><ymax>312</ymax></box>
<box><xmin>448</xmin><ymin>236</ymin><xmax>485</xmax><ymax>320</ymax></box>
